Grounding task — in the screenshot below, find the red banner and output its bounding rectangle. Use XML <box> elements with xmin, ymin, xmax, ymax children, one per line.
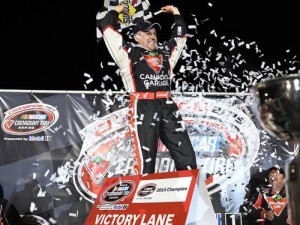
<box><xmin>85</xmin><ymin>169</ymin><xmax>217</xmax><ymax>225</ymax></box>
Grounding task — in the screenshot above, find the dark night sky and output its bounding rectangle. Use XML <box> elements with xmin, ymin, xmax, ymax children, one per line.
<box><xmin>1</xmin><ymin>0</ymin><xmax>299</xmax><ymax>91</ymax></box>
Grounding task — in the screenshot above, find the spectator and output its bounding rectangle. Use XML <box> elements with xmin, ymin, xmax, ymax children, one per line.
<box><xmin>247</xmin><ymin>167</ymin><xmax>290</xmax><ymax>225</ymax></box>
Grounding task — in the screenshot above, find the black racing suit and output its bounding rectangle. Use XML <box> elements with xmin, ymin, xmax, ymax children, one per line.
<box><xmin>248</xmin><ymin>186</ymin><xmax>289</xmax><ymax>225</ymax></box>
<box><xmin>100</xmin><ymin>10</ymin><xmax>197</xmax><ymax>174</ymax></box>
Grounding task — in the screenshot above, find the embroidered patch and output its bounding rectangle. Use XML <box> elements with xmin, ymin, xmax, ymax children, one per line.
<box><xmin>144</xmin><ymin>54</ymin><xmax>163</xmax><ymax>73</ymax></box>
<box><xmin>266</xmin><ymin>197</ymin><xmax>287</xmax><ymax>216</ymax></box>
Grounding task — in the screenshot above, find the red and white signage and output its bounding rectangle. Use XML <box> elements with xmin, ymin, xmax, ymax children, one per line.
<box><xmin>85</xmin><ymin>169</ymin><xmax>217</xmax><ymax>225</ymax></box>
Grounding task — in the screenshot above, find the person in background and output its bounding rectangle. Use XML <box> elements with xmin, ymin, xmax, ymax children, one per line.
<box><xmin>239</xmin><ymin>168</ymin><xmax>270</xmax><ymax>225</ymax></box>
<box><xmin>247</xmin><ymin>167</ymin><xmax>291</xmax><ymax>225</ymax></box>
<box><xmin>99</xmin><ymin>4</ymin><xmax>197</xmax><ymax>174</ymax></box>
<box><xmin>0</xmin><ymin>205</ymin><xmax>3</xmax><ymax>225</ymax></box>
<box><xmin>0</xmin><ymin>184</ymin><xmax>21</xmax><ymax>225</ymax></box>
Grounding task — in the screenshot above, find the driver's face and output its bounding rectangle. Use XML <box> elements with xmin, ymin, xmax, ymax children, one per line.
<box><xmin>134</xmin><ymin>28</ymin><xmax>157</xmax><ymax>51</ymax></box>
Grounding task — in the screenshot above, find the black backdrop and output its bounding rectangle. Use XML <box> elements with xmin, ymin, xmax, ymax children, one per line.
<box><xmin>1</xmin><ymin>0</ymin><xmax>300</xmax><ymax>91</ymax></box>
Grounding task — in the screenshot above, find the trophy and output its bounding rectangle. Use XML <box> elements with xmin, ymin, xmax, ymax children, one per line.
<box><xmin>251</xmin><ymin>73</ymin><xmax>300</xmax><ymax>225</ymax></box>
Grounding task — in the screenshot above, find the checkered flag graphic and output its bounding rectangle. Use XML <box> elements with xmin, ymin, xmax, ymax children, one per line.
<box><xmin>96</xmin><ymin>0</ymin><xmax>152</xmax><ymax>42</ymax></box>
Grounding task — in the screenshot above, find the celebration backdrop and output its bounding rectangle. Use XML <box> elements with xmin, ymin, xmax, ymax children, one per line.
<box><xmin>0</xmin><ymin>91</ymin><xmax>296</xmax><ymax>225</ymax></box>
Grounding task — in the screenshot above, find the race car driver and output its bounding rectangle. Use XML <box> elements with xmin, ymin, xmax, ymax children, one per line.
<box><xmin>99</xmin><ymin>4</ymin><xmax>197</xmax><ymax>174</ymax></box>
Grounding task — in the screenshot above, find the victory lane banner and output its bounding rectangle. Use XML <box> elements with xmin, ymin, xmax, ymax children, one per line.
<box><xmin>85</xmin><ymin>169</ymin><xmax>217</xmax><ymax>225</ymax></box>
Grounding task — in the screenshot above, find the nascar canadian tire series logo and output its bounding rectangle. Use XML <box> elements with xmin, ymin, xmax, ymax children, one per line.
<box><xmin>1</xmin><ymin>103</ymin><xmax>59</xmax><ymax>135</ymax></box>
<box><xmin>74</xmin><ymin>95</ymin><xmax>260</xmax><ymax>202</ymax></box>
<box><xmin>137</xmin><ymin>183</ymin><xmax>157</xmax><ymax>197</ymax></box>
<box><xmin>100</xmin><ymin>180</ymin><xmax>135</xmax><ymax>204</ymax></box>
